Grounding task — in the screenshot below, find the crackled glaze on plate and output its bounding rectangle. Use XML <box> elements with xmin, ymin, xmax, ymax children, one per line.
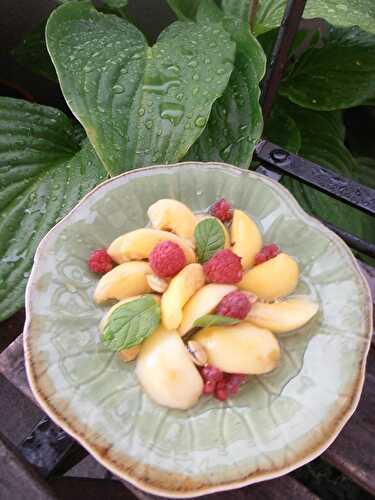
<box><xmin>24</xmin><ymin>163</ymin><xmax>372</xmax><ymax>498</ymax></box>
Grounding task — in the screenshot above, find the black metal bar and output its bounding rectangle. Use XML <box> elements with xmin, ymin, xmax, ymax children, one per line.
<box><xmin>0</xmin><ymin>430</ymin><xmax>56</xmax><ymax>500</ymax></box>
<box><xmin>255</xmin><ymin>140</ymin><xmax>375</xmax><ymax>217</ymax></box>
<box><xmin>260</xmin><ymin>0</ymin><xmax>307</xmax><ymax>120</ymax></box>
<box><xmin>255</xmin><ymin>162</ymin><xmax>375</xmax><ymax>258</ymax></box>
<box><xmin>320</xmin><ymin>222</ymin><xmax>375</xmax><ymax>258</ymax></box>
<box><xmin>18</xmin><ymin>417</ymin><xmax>87</xmax><ymax>478</ymax></box>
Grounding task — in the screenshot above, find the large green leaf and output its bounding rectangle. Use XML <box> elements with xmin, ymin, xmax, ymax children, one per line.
<box><xmin>166</xmin><ymin>0</ymin><xmax>202</xmax><ymax>20</ymax></box>
<box><xmin>253</xmin><ymin>0</ymin><xmax>375</xmax><ymax>36</ymax></box>
<box><xmin>355</xmin><ymin>157</ymin><xmax>375</xmax><ymax>188</ymax></box>
<box><xmin>46</xmin><ymin>2</ymin><xmax>235</xmax><ymax>175</ymax></box>
<box><xmin>186</xmin><ymin>2</ymin><xmax>265</xmax><ymax>167</ymax></box>
<box><xmin>263</xmin><ymin>106</ymin><xmax>301</xmax><ymax>153</ymax></box>
<box><xmin>0</xmin><ymin>97</ymin><xmax>106</xmax><ymax>321</ymax></box>
<box><xmin>221</xmin><ymin>0</ymin><xmax>249</xmax><ymax>23</ymax></box>
<box><xmin>280</xmin><ymin>26</ymin><xmax>375</xmax><ymax>110</ymax></box>
<box><xmin>13</xmin><ymin>20</ymin><xmax>57</xmax><ymax>81</ymax></box>
<box><xmin>270</xmin><ymin>100</ymin><xmax>375</xmax><ymax>260</ymax></box>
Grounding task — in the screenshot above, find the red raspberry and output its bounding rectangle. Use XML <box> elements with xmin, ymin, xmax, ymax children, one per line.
<box><xmin>203</xmin><ymin>249</ymin><xmax>243</xmax><ymax>284</ymax></box>
<box><xmin>210</xmin><ymin>198</ymin><xmax>233</xmax><ymax>222</ymax></box>
<box><xmin>216</xmin><ymin>291</ymin><xmax>251</xmax><ymax>320</ymax></box>
<box><xmin>203</xmin><ymin>380</ymin><xmax>216</xmax><ymax>395</ymax></box>
<box><xmin>214</xmin><ymin>380</ymin><xmax>228</xmax><ymax>401</ymax></box>
<box><xmin>201</xmin><ymin>365</ymin><xmax>224</xmax><ymax>383</ymax></box>
<box><xmin>226</xmin><ymin>374</ymin><xmax>247</xmax><ymax>395</ymax></box>
<box><xmin>254</xmin><ymin>244</ymin><xmax>280</xmax><ymax>266</ymax></box>
<box><xmin>88</xmin><ymin>249</ymin><xmax>114</xmax><ymax>274</ymax></box>
<box><xmin>149</xmin><ymin>241</ymin><xmax>186</xmax><ymax>278</ymax></box>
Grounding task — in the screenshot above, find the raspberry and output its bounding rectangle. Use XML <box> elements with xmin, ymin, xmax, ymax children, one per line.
<box><xmin>216</xmin><ymin>291</ymin><xmax>251</xmax><ymax>320</ymax></box>
<box><xmin>226</xmin><ymin>374</ymin><xmax>247</xmax><ymax>395</ymax></box>
<box><xmin>149</xmin><ymin>241</ymin><xmax>186</xmax><ymax>278</ymax></box>
<box><xmin>88</xmin><ymin>249</ymin><xmax>114</xmax><ymax>274</ymax></box>
<box><xmin>214</xmin><ymin>380</ymin><xmax>228</xmax><ymax>401</ymax></box>
<box><xmin>203</xmin><ymin>380</ymin><xmax>216</xmax><ymax>395</ymax></box>
<box><xmin>201</xmin><ymin>365</ymin><xmax>224</xmax><ymax>383</ymax></box>
<box><xmin>254</xmin><ymin>244</ymin><xmax>280</xmax><ymax>266</ymax></box>
<box><xmin>210</xmin><ymin>198</ymin><xmax>233</xmax><ymax>222</ymax></box>
<box><xmin>203</xmin><ymin>249</ymin><xmax>243</xmax><ymax>284</ymax></box>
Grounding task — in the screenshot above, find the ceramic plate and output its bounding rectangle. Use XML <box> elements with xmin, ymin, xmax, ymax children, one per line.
<box><xmin>24</xmin><ymin>163</ymin><xmax>372</xmax><ymax>498</ymax></box>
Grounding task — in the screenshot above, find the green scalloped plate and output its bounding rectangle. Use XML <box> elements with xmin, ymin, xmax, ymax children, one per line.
<box><xmin>24</xmin><ymin>163</ymin><xmax>372</xmax><ymax>498</ymax></box>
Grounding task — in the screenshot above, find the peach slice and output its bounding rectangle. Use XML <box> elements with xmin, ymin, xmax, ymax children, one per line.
<box><xmin>136</xmin><ymin>326</ymin><xmax>203</xmax><ymax>409</ymax></box>
<box><xmin>148</xmin><ymin>199</ymin><xmax>197</xmax><ymax>240</ymax></box>
<box><xmin>179</xmin><ymin>283</ymin><xmax>237</xmax><ymax>336</ymax></box>
<box><xmin>107</xmin><ymin>228</ymin><xmax>196</xmax><ymax>264</ymax></box>
<box><xmin>246</xmin><ymin>297</ymin><xmax>319</xmax><ymax>333</ymax></box>
<box><xmin>99</xmin><ymin>294</ymin><xmax>161</xmax><ymax>362</ymax></box>
<box><xmin>239</xmin><ymin>253</ymin><xmax>299</xmax><ymax>300</ymax></box>
<box><xmin>161</xmin><ymin>263</ymin><xmax>205</xmax><ymax>330</ymax></box>
<box><xmin>193</xmin><ymin>322</ymin><xmax>280</xmax><ymax>374</ymax></box>
<box><xmin>231</xmin><ymin>209</ymin><xmax>262</xmax><ymax>269</ymax></box>
<box><xmin>93</xmin><ymin>261</ymin><xmax>152</xmax><ymax>304</ymax></box>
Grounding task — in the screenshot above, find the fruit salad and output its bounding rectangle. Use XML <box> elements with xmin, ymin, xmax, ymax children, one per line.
<box><xmin>88</xmin><ymin>198</ymin><xmax>319</xmax><ymax>410</ymax></box>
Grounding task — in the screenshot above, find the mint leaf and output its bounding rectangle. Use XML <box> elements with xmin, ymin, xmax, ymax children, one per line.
<box><xmin>185</xmin><ymin>3</ymin><xmax>265</xmax><ymax>167</ymax></box>
<box><xmin>281</xmin><ymin>26</ymin><xmax>375</xmax><ymax>110</ymax></box>
<box><xmin>253</xmin><ymin>0</ymin><xmax>375</xmax><ymax>36</ymax></box>
<box><xmin>0</xmin><ymin>97</ymin><xmax>107</xmax><ymax>322</ymax></box>
<box><xmin>102</xmin><ymin>295</ymin><xmax>161</xmax><ymax>351</ymax></box>
<box><xmin>194</xmin><ymin>314</ymin><xmax>240</xmax><ymax>327</ymax></box>
<box><xmin>46</xmin><ymin>1</ymin><xmax>235</xmax><ymax>175</ymax></box>
<box><xmin>194</xmin><ymin>218</ymin><xmax>225</xmax><ymax>263</ymax></box>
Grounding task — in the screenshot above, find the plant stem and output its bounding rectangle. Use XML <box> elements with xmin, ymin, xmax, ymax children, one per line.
<box><xmin>249</xmin><ymin>0</ymin><xmax>259</xmax><ymax>32</ymax></box>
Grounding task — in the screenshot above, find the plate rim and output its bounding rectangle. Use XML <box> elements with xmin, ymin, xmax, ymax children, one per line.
<box><xmin>23</xmin><ymin>161</ymin><xmax>373</xmax><ymax>498</ymax></box>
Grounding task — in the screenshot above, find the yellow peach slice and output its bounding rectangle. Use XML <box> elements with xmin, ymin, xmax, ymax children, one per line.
<box><xmin>246</xmin><ymin>297</ymin><xmax>319</xmax><ymax>333</ymax></box>
<box><xmin>179</xmin><ymin>284</ymin><xmax>237</xmax><ymax>336</ymax></box>
<box><xmin>231</xmin><ymin>209</ymin><xmax>262</xmax><ymax>269</ymax></box>
<box><xmin>136</xmin><ymin>326</ymin><xmax>203</xmax><ymax>409</ymax></box>
<box><xmin>93</xmin><ymin>261</ymin><xmax>152</xmax><ymax>304</ymax></box>
<box><xmin>107</xmin><ymin>228</ymin><xmax>196</xmax><ymax>264</ymax></box>
<box><xmin>193</xmin><ymin>322</ymin><xmax>280</xmax><ymax>374</ymax></box>
<box><xmin>161</xmin><ymin>263</ymin><xmax>205</xmax><ymax>330</ymax></box>
<box><xmin>99</xmin><ymin>294</ymin><xmax>161</xmax><ymax>362</ymax></box>
<box><xmin>148</xmin><ymin>199</ymin><xmax>197</xmax><ymax>240</ymax></box>
<box><xmin>195</xmin><ymin>215</ymin><xmax>230</xmax><ymax>248</ymax></box>
<box><xmin>239</xmin><ymin>253</ymin><xmax>299</xmax><ymax>300</ymax></box>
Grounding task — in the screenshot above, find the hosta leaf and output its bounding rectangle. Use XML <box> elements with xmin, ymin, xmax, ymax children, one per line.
<box><xmin>13</xmin><ymin>20</ymin><xmax>57</xmax><ymax>81</ymax></box>
<box><xmin>186</xmin><ymin>3</ymin><xmax>265</xmax><ymax>167</ymax></box>
<box><xmin>104</xmin><ymin>0</ymin><xmax>128</xmax><ymax>8</ymax></box>
<box><xmin>253</xmin><ymin>0</ymin><xmax>375</xmax><ymax>36</ymax></box>
<box><xmin>46</xmin><ymin>1</ymin><xmax>235</xmax><ymax>175</ymax></box>
<box><xmin>354</xmin><ymin>157</ymin><xmax>375</xmax><ymax>188</ymax></box>
<box><xmin>272</xmin><ymin>100</ymin><xmax>375</xmax><ymax>260</ymax></box>
<box><xmin>280</xmin><ymin>26</ymin><xmax>375</xmax><ymax>110</ymax></box>
<box><xmin>102</xmin><ymin>295</ymin><xmax>160</xmax><ymax>351</ymax></box>
<box><xmin>263</xmin><ymin>106</ymin><xmax>301</xmax><ymax>153</ymax></box>
<box><xmin>221</xmin><ymin>0</ymin><xmax>249</xmax><ymax>23</ymax></box>
<box><xmin>0</xmin><ymin>97</ymin><xmax>106</xmax><ymax>321</ymax></box>
<box><xmin>166</xmin><ymin>0</ymin><xmax>202</xmax><ymax>20</ymax></box>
